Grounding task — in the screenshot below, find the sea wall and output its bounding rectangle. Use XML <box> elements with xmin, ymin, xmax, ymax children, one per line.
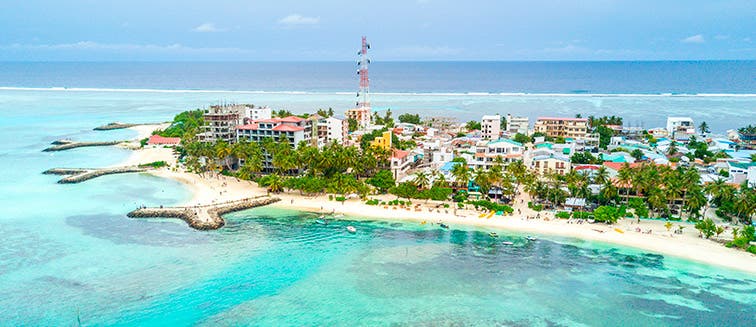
<box><xmin>127</xmin><ymin>197</ymin><xmax>281</xmax><ymax>230</ymax></box>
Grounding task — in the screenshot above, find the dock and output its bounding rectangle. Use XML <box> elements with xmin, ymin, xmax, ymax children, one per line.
<box><xmin>43</xmin><ymin>166</ymin><xmax>149</xmax><ymax>183</ymax></box>
<box><xmin>93</xmin><ymin>122</ymin><xmax>162</xmax><ymax>131</ymax></box>
<box><xmin>127</xmin><ymin>196</ymin><xmax>281</xmax><ymax>230</ymax></box>
<box><xmin>43</xmin><ymin>139</ymin><xmax>126</xmax><ymax>152</ymax></box>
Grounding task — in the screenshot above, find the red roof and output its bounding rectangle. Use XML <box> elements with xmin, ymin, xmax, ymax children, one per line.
<box><xmin>237</xmin><ymin>123</ymin><xmax>259</xmax><ymax>130</ymax></box>
<box><xmin>392</xmin><ymin>149</ymin><xmax>410</xmax><ymax>159</ymax></box>
<box><xmin>602</xmin><ymin>162</ymin><xmax>643</xmax><ymax>171</ymax></box>
<box><xmin>574</xmin><ymin>164</ymin><xmax>601</xmax><ymax>170</ymax></box>
<box><xmin>537</xmin><ymin>117</ymin><xmax>588</xmax><ymax>122</ymax></box>
<box><xmin>272</xmin><ymin>124</ymin><xmax>305</xmax><ymax>132</ymax></box>
<box><xmin>147</xmin><ymin>134</ymin><xmax>181</xmax><ymax>145</ymax></box>
<box><xmin>278</xmin><ymin>116</ymin><xmax>304</xmax><ymax>123</ymax></box>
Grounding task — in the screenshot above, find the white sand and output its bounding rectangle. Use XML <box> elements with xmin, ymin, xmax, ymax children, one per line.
<box><xmin>120</xmin><ymin>136</ymin><xmax>756</xmax><ymax>274</ymax></box>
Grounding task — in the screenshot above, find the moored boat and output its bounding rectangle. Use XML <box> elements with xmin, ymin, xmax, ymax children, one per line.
<box><xmin>346</xmin><ymin>226</ymin><xmax>357</xmax><ymax>233</ymax></box>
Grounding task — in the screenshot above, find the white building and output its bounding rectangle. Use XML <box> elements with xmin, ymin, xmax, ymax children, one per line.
<box><xmin>505</xmin><ymin>114</ymin><xmax>529</xmax><ymax>135</ymax></box>
<box><xmin>243</xmin><ymin>105</ymin><xmax>272</xmax><ymax>122</ymax></box>
<box><xmin>748</xmin><ymin>166</ymin><xmax>756</xmax><ymax>188</ymax></box>
<box><xmin>472</xmin><ymin>138</ymin><xmax>524</xmax><ymax>170</ymax></box>
<box><xmin>666</xmin><ymin>117</ymin><xmax>695</xmax><ymax>141</ymax></box>
<box><xmin>318</xmin><ymin>116</ymin><xmax>347</xmax><ymax>146</ymax></box>
<box><xmin>236</xmin><ymin>116</ymin><xmax>313</xmax><ymax>171</ymax></box>
<box><xmin>481</xmin><ymin>114</ymin><xmax>501</xmax><ymax>140</ymax></box>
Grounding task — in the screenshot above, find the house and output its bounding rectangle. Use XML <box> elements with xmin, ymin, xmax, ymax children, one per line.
<box><xmin>318</xmin><ymin>116</ymin><xmax>348</xmax><ymax>146</ymax></box>
<box><xmin>531</xmin><ymin>153</ymin><xmax>571</xmax><ymax>175</ymax></box>
<box><xmin>346</xmin><ymin>107</ymin><xmax>371</xmax><ymax>130</ymax></box>
<box><xmin>727</xmin><ymin>161</ymin><xmax>756</xmax><ymax>183</ymax></box>
<box><xmin>481</xmin><ymin>114</ymin><xmax>501</xmax><ymax>140</ymax></box>
<box><xmin>236</xmin><ymin>116</ymin><xmax>313</xmax><ymax>171</ymax></box>
<box><xmin>370</xmin><ymin>131</ymin><xmax>392</xmax><ymax>150</ymax></box>
<box><xmin>146</xmin><ymin>134</ymin><xmax>181</xmax><ymax>147</ymax></box>
<box><xmin>534</xmin><ymin>117</ymin><xmax>589</xmax><ymax>140</ymax></box>
<box><xmin>198</xmin><ymin>104</ymin><xmax>244</xmax><ymax>143</ymax></box>
<box><xmin>505</xmin><ymin>114</ymin><xmax>529</xmax><ymax>135</ymax></box>
<box><xmin>391</xmin><ymin>149</ymin><xmax>413</xmax><ymax>180</ymax></box>
<box><xmin>666</xmin><ymin>117</ymin><xmax>695</xmax><ymax>142</ymax></box>
<box><xmin>471</xmin><ymin>138</ymin><xmax>524</xmax><ymax>170</ymax></box>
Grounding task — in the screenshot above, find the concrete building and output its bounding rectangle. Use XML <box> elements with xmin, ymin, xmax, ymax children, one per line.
<box><xmin>346</xmin><ymin>107</ymin><xmax>371</xmax><ymax>130</ymax></box>
<box><xmin>505</xmin><ymin>114</ymin><xmax>529</xmax><ymax>135</ymax></box>
<box><xmin>534</xmin><ymin>117</ymin><xmax>589</xmax><ymax>140</ymax></box>
<box><xmin>531</xmin><ymin>153</ymin><xmax>571</xmax><ymax>176</ymax></box>
<box><xmin>471</xmin><ymin>138</ymin><xmax>524</xmax><ymax>170</ymax></box>
<box><xmin>390</xmin><ymin>149</ymin><xmax>413</xmax><ymax>180</ymax></box>
<box><xmin>317</xmin><ymin>116</ymin><xmax>348</xmax><ymax>146</ymax></box>
<box><xmin>370</xmin><ymin>131</ymin><xmax>392</xmax><ymax>151</ymax></box>
<box><xmin>481</xmin><ymin>114</ymin><xmax>501</xmax><ymax>140</ymax></box>
<box><xmin>236</xmin><ymin>116</ymin><xmax>313</xmax><ymax>171</ymax></box>
<box><xmin>198</xmin><ymin>105</ymin><xmax>244</xmax><ymax>143</ymax></box>
<box><xmin>666</xmin><ymin>117</ymin><xmax>695</xmax><ymax>141</ymax></box>
<box><xmin>242</xmin><ymin>105</ymin><xmax>272</xmax><ymax>122</ymax></box>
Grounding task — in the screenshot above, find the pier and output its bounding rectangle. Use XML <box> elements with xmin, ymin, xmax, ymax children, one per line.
<box><xmin>43</xmin><ymin>166</ymin><xmax>148</xmax><ymax>183</ymax></box>
<box><xmin>127</xmin><ymin>196</ymin><xmax>281</xmax><ymax>230</ymax></box>
<box><xmin>43</xmin><ymin>139</ymin><xmax>126</xmax><ymax>152</ymax></box>
<box><xmin>93</xmin><ymin>122</ymin><xmax>162</xmax><ymax>131</ymax></box>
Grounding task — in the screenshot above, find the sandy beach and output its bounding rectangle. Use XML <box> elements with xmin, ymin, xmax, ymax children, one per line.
<box><xmin>120</xmin><ymin>125</ymin><xmax>756</xmax><ymax>274</ymax></box>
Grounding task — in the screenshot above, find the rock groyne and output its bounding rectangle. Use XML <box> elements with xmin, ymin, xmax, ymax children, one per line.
<box><xmin>94</xmin><ymin>122</ymin><xmax>164</xmax><ymax>131</ymax></box>
<box><xmin>127</xmin><ymin>197</ymin><xmax>281</xmax><ymax>230</ymax></box>
<box><xmin>43</xmin><ymin>166</ymin><xmax>148</xmax><ymax>183</ymax></box>
<box><xmin>43</xmin><ymin>140</ymin><xmax>124</xmax><ymax>152</ymax></box>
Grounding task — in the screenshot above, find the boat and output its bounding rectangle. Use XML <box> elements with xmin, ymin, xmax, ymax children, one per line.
<box><xmin>489</xmin><ymin>232</ymin><xmax>498</xmax><ymax>238</ymax></box>
<box><xmin>420</xmin><ymin>221</ymin><xmax>427</xmax><ymax>225</ymax></box>
<box><xmin>333</xmin><ymin>214</ymin><xmax>344</xmax><ymax>218</ymax></box>
<box><xmin>315</xmin><ymin>219</ymin><xmax>327</xmax><ymax>225</ymax></box>
<box><xmin>439</xmin><ymin>223</ymin><xmax>450</xmax><ymax>229</ymax></box>
<box><xmin>346</xmin><ymin>226</ymin><xmax>357</xmax><ymax>233</ymax></box>
<box><xmin>501</xmin><ymin>241</ymin><xmax>514</xmax><ymax>245</ymax></box>
<box><xmin>526</xmin><ymin>236</ymin><xmax>537</xmax><ymax>241</ymax></box>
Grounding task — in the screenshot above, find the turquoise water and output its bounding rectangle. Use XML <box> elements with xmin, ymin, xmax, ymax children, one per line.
<box><xmin>1</xmin><ymin>89</ymin><xmax>755</xmax><ymax>325</ymax></box>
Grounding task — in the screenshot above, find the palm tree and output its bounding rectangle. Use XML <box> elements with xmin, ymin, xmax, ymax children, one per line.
<box><xmin>698</xmin><ymin>121</ymin><xmax>710</xmax><ymax>135</ymax></box>
<box><xmin>266</xmin><ymin>174</ymin><xmax>284</xmax><ymax>193</ymax></box>
<box><xmin>451</xmin><ymin>162</ymin><xmax>471</xmax><ymax>189</ymax></box>
<box><xmin>594</xmin><ymin>166</ymin><xmax>609</xmax><ymax>185</ymax></box>
<box><xmin>617</xmin><ymin>164</ymin><xmax>633</xmax><ymax>204</ymax></box>
<box><xmin>413</xmin><ymin>171</ymin><xmax>430</xmax><ymax>190</ymax></box>
<box><xmin>600</xmin><ymin>180</ymin><xmax>618</xmax><ymax>205</ymax></box>
<box><xmin>214</xmin><ymin>141</ymin><xmax>232</xmax><ymax>171</ymax></box>
<box><xmin>473</xmin><ymin>167</ymin><xmax>492</xmax><ymax>195</ymax></box>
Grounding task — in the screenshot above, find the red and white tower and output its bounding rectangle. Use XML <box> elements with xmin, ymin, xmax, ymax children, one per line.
<box><xmin>347</xmin><ymin>36</ymin><xmax>372</xmax><ymax>129</ymax></box>
<box><xmin>357</xmin><ymin>36</ymin><xmax>370</xmax><ymax>109</ymax></box>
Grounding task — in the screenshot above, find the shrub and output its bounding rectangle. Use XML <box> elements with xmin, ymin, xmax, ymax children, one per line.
<box><xmin>335</xmin><ymin>196</ymin><xmax>346</xmax><ymax>202</ymax></box>
<box><xmin>443</xmin><ymin>203</ymin><xmax>450</xmax><ymax>208</ymax></box>
<box><xmin>365</xmin><ymin>199</ymin><xmax>380</xmax><ymax>205</ymax></box>
<box><xmin>138</xmin><ymin>161</ymin><xmax>168</xmax><ymax>168</ymax></box>
<box><xmin>457</xmin><ymin>203</ymin><xmax>464</xmax><ymax>209</ymax></box>
<box><xmin>528</xmin><ymin>201</ymin><xmax>543</xmax><ymax>212</ymax></box>
<box><xmin>555</xmin><ymin>211</ymin><xmax>571</xmax><ymax>219</ymax></box>
<box><xmin>593</xmin><ymin>206</ymin><xmax>622</xmax><ymax>224</ymax></box>
<box><xmin>572</xmin><ymin>211</ymin><xmax>592</xmax><ymax>219</ymax></box>
<box><xmin>139</xmin><ymin>138</ymin><xmax>149</xmax><ymax>147</ymax></box>
<box><xmin>467</xmin><ymin>200</ymin><xmax>514</xmax><ymax>213</ymax></box>
<box><xmin>328</xmin><ymin>194</ymin><xmax>334</xmax><ymax>201</ymax></box>
<box><xmin>748</xmin><ymin>245</ymin><xmax>756</xmax><ymax>255</ymax></box>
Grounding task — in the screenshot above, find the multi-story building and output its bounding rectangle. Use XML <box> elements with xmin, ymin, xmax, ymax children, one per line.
<box><xmin>236</xmin><ymin>116</ymin><xmax>313</xmax><ymax>171</ymax></box>
<box><xmin>531</xmin><ymin>153</ymin><xmax>571</xmax><ymax>175</ymax></box>
<box><xmin>471</xmin><ymin>138</ymin><xmax>524</xmax><ymax>170</ymax></box>
<box><xmin>370</xmin><ymin>131</ymin><xmax>392</xmax><ymax>150</ymax></box>
<box><xmin>666</xmin><ymin>117</ymin><xmax>695</xmax><ymax>142</ymax></box>
<box><xmin>481</xmin><ymin>114</ymin><xmax>501</xmax><ymax>140</ymax></box>
<box><xmin>391</xmin><ymin>149</ymin><xmax>413</xmax><ymax>180</ymax></box>
<box><xmin>318</xmin><ymin>116</ymin><xmax>348</xmax><ymax>146</ymax></box>
<box><xmin>242</xmin><ymin>105</ymin><xmax>272</xmax><ymax>122</ymax></box>
<box><xmin>534</xmin><ymin>117</ymin><xmax>589</xmax><ymax>140</ymax></box>
<box><xmin>198</xmin><ymin>105</ymin><xmax>244</xmax><ymax>143</ymax></box>
<box><xmin>505</xmin><ymin>114</ymin><xmax>529</xmax><ymax>135</ymax></box>
<box><xmin>346</xmin><ymin>107</ymin><xmax>371</xmax><ymax>130</ymax></box>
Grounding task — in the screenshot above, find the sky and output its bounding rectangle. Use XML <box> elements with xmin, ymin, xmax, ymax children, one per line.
<box><xmin>0</xmin><ymin>0</ymin><xmax>754</xmax><ymax>61</ymax></box>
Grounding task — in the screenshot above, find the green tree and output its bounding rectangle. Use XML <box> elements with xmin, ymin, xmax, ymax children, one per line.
<box><xmin>366</xmin><ymin>170</ymin><xmax>396</xmax><ymax>193</ymax></box>
<box><xmin>465</xmin><ymin>121</ymin><xmax>481</xmax><ymax>131</ymax></box>
<box><xmin>694</xmin><ymin>218</ymin><xmax>717</xmax><ymax>239</ymax></box>
<box><xmin>593</xmin><ymin>206</ymin><xmax>621</xmax><ymax>224</ymax></box>
<box><xmin>698</xmin><ymin>121</ymin><xmax>710</xmax><ymax>134</ymax></box>
<box><xmin>398</xmin><ymin>113</ymin><xmax>421</xmax><ymax>124</ymax></box>
<box><xmin>630</xmin><ymin>149</ymin><xmax>644</xmax><ymax>161</ymax></box>
<box><xmin>347</xmin><ymin>118</ymin><xmax>358</xmax><ymax>132</ymax></box>
<box><xmin>513</xmin><ymin>133</ymin><xmax>531</xmax><ymax>144</ymax></box>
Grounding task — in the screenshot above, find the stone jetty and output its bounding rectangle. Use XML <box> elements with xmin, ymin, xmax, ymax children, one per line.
<box><xmin>93</xmin><ymin>122</ymin><xmax>161</xmax><ymax>131</ymax></box>
<box><xmin>43</xmin><ymin>166</ymin><xmax>148</xmax><ymax>183</ymax></box>
<box><xmin>43</xmin><ymin>139</ymin><xmax>125</xmax><ymax>152</ymax></box>
<box><xmin>127</xmin><ymin>196</ymin><xmax>281</xmax><ymax>230</ymax></box>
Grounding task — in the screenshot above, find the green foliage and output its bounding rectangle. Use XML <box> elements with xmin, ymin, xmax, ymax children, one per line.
<box><xmin>718</xmin><ymin>169</ymin><xmax>729</xmax><ymax>177</ymax></box>
<box><xmin>570</xmin><ymin>151</ymin><xmax>601</xmax><ymax>164</ymax></box>
<box><xmin>630</xmin><ymin>149</ymin><xmax>644</xmax><ymax>161</ymax></box>
<box><xmin>572</xmin><ymin>211</ymin><xmax>592</xmax><ymax>219</ymax></box>
<box><xmin>398</xmin><ymin>113</ymin><xmax>421</xmax><ymax>124</ymax></box>
<box><xmin>419</xmin><ymin>187</ymin><xmax>453</xmax><ymax>201</ymax></box>
<box><xmin>555</xmin><ymin>211</ymin><xmax>571</xmax><ymax>219</ymax></box>
<box><xmin>738</xmin><ymin>124</ymin><xmax>756</xmax><ymax>135</ymax></box>
<box><xmin>140</xmin><ymin>138</ymin><xmax>149</xmax><ymax>147</ymax></box>
<box><xmin>467</xmin><ymin>200</ymin><xmax>514</xmax><ymax>213</ymax></box>
<box><xmin>595</xmin><ymin>125</ymin><xmax>614</xmax><ymax>149</ymax></box>
<box><xmin>334</xmin><ymin>196</ymin><xmax>346</xmax><ymax>202</ymax></box>
<box><xmin>366</xmin><ymin>170</ymin><xmax>396</xmax><ymax>193</ymax></box>
<box><xmin>316</xmin><ymin>107</ymin><xmax>334</xmax><ymax>118</ymax></box>
<box><xmin>588</xmin><ymin>115</ymin><xmax>623</xmax><ymax>128</ymax></box>
<box><xmin>628</xmin><ymin>198</ymin><xmax>649</xmax><ymax>218</ymax></box>
<box><xmin>154</xmin><ymin>109</ymin><xmax>204</xmax><ymax>138</ymax></box>
<box><xmin>389</xmin><ymin>182</ymin><xmax>419</xmax><ymax>199</ymax></box>
<box><xmin>365</xmin><ymin>199</ymin><xmax>381</xmax><ymax>205</ymax></box>
<box><xmin>347</xmin><ymin>118</ymin><xmax>358</xmax><ymax>132</ymax></box>
<box><xmin>593</xmin><ymin>206</ymin><xmax>622</xmax><ymax>224</ymax></box>
<box><xmin>527</xmin><ymin>201</ymin><xmax>543</xmax><ymax>211</ymax></box>
<box><xmin>555</xmin><ymin>136</ymin><xmax>566</xmax><ymax>144</ymax></box>
<box><xmin>453</xmin><ymin>191</ymin><xmax>468</xmax><ymax>203</ymax></box>
<box><xmin>465</xmin><ymin>120</ymin><xmax>481</xmax><ymax>131</ymax></box>
<box><xmin>513</xmin><ymin>133</ymin><xmax>531</xmax><ymax>144</ymax></box>
<box><xmin>273</xmin><ymin>109</ymin><xmax>293</xmax><ymax>118</ymax></box>
<box><xmin>138</xmin><ymin>161</ymin><xmax>168</xmax><ymax>168</ymax></box>
<box><xmin>694</xmin><ymin>218</ymin><xmax>717</xmax><ymax>239</ymax></box>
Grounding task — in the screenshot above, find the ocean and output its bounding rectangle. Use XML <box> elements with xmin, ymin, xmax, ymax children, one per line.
<box><xmin>0</xmin><ymin>61</ymin><xmax>755</xmax><ymax>325</ymax></box>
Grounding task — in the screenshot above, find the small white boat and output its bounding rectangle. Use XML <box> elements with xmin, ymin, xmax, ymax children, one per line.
<box><xmin>333</xmin><ymin>214</ymin><xmax>344</xmax><ymax>218</ymax></box>
<box><xmin>501</xmin><ymin>241</ymin><xmax>514</xmax><ymax>245</ymax></box>
<box><xmin>526</xmin><ymin>236</ymin><xmax>537</xmax><ymax>241</ymax></box>
<box><xmin>346</xmin><ymin>226</ymin><xmax>357</xmax><ymax>233</ymax></box>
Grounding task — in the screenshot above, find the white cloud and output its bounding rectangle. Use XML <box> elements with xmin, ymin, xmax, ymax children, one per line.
<box><xmin>277</xmin><ymin>14</ymin><xmax>320</xmax><ymax>26</ymax></box>
<box><xmin>681</xmin><ymin>34</ymin><xmax>705</xmax><ymax>44</ymax></box>
<box><xmin>193</xmin><ymin>23</ymin><xmax>225</xmax><ymax>32</ymax></box>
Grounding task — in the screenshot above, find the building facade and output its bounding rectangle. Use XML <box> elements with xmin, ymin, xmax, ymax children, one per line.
<box><xmin>505</xmin><ymin>114</ymin><xmax>529</xmax><ymax>135</ymax></box>
<box><xmin>198</xmin><ymin>105</ymin><xmax>244</xmax><ymax>143</ymax></box>
<box><xmin>534</xmin><ymin>117</ymin><xmax>589</xmax><ymax>140</ymax></box>
<box><xmin>346</xmin><ymin>107</ymin><xmax>371</xmax><ymax>130</ymax></box>
<box><xmin>481</xmin><ymin>114</ymin><xmax>501</xmax><ymax>140</ymax></box>
<box><xmin>531</xmin><ymin>154</ymin><xmax>571</xmax><ymax>175</ymax></box>
<box><xmin>318</xmin><ymin>116</ymin><xmax>348</xmax><ymax>146</ymax></box>
<box><xmin>471</xmin><ymin>138</ymin><xmax>524</xmax><ymax>170</ymax></box>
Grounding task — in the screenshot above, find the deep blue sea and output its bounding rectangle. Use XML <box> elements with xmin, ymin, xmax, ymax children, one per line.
<box><xmin>0</xmin><ymin>61</ymin><xmax>755</xmax><ymax>325</ymax></box>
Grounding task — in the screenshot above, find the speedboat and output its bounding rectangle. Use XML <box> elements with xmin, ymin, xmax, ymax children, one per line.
<box><xmin>489</xmin><ymin>232</ymin><xmax>498</xmax><ymax>238</ymax></box>
<box><xmin>501</xmin><ymin>241</ymin><xmax>514</xmax><ymax>245</ymax></box>
<box><xmin>526</xmin><ymin>236</ymin><xmax>537</xmax><ymax>241</ymax></box>
<box><xmin>346</xmin><ymin>226</ymin><xmax>357</xmax><ymax>233</ymax></box>
<box><xmin>439</xmin><ymin>223</ymin><xmax>450</xmax><ymax>229</ymax></box>
<box><xmin>315</xmin><ymin>219</ymin><xmax>327</xmax><ymax>225</ymax></box>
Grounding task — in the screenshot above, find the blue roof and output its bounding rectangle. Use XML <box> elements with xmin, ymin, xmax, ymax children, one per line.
<box><xmin>440</xmin><ymin>161</ymin><xmax>460</xmax><ymax>172</ymax></box>
<box><xmin>601</xmin><ymin>153</ymin><xmax>628</xmax><ymax>163</ymax></box>
<box><xmin>489</xmin><ymin>138</ymin><xmax>523</xmax><ymax>146</ymax></box>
